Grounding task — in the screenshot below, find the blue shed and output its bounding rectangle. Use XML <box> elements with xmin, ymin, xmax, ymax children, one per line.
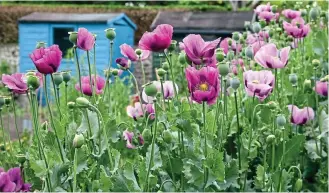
<box><xmin>18</xmin><ymin>12</ymin><xmax>137</xmax><ymax>75</ymax></box>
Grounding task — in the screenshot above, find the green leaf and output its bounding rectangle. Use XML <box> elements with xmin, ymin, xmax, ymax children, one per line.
<box><xmin>76</xmin><ymin>144</ymin><xmax>89</xmax><ymax>174</ymax></box>
<box><xmin>111</xmin><ymin>148</ymin><xmax>121</xmax><ymax>174</ymax></box>
<box><xmin>305</xmin><ymin>140</ymin><xmax>327</xmax><ymax>160</ymax></box>
<box><xmin>99</xmin><ymin>165</ymin><xmax>113</xmax><ymax>191</ymax></box>
<box><xmin>30</xmin><ymin>160</ymin><xmax>47</xmax><ymax>178</ymax></box>
<box><xmin>205</xmin><ymin>151</ymin><xmax>225</xmax><ymax>187</ymax></box>
<box><xmin>123</xmin><ymin>162</ymin><xmax>142</xmax><ymax>191</ymax></box>
<box><xmin>53</xmin><ymin>115</ymin><xmax>69</xmax><ymax>140</ymax></box>
<box><xmin>217</xmin><ymin>159</ymin><xmax>240</xmax><ymax>190</ymax></box>
<box><xmin>77</xmin><ymin>110</ymin><xmax>100</xmax><ymax>140</ymax></box>
<box><xmin>145</xmin><ymin>143</ymin><xmax>162</xmax><ymax>171</ymax></box>
<box><xmin>272</xmin><ymin>169</ymin><xmax>291</xmax><ymax>192</ymax></box>
<box><xmin>106</xmin><ymin>118</ymin><xmax>119</xmax><ymax>143</ymax></box>
<box><xmin>182</xmin><ymin>158</ymin><xmax>204</xmax><ymax>189</ymax></box>
<box><xmin>274</xmin><ymin>135</ymin><xmax>305</xmax><ymax>167</ymax></box>
<box><xmin>254</xmin><ymin>165</ymin><xmax>267</xmax><ymax>190</ymax></box>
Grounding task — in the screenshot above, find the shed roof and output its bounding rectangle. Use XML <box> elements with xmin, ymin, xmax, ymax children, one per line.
<box><xmin>19</xmin><ymin>12</ymin><xmax>137</xmax><ymax>29</ymax></box>
<box><xmin>151</xmin><ymin>11</ymin><xmax>254</xmax><ymax>34</ymax></box>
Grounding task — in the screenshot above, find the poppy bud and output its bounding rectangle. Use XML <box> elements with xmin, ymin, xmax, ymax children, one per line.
<box><xmin>36</xmin><ymin>41</ymin><xmax>46</xmax><ymax>49</ymax></box>
<box><xmin>276</xmin><ymin>115</ymin><xmax>286</xmax><ymax>127</ymax></box>
<box><xmin>162</xmin><ymin>62</ymin><xmax>170</xmax><ymax>71</ymax></box>
<box><xmin>168</xmin><ymin>40</ymin><xmax>177</xmax><ymax>52</ymax></box>
<box><xmin>135</xmin><ymin>49</ymin><xmax>142</xmax><ymax>56</ymax></box>
<box><xmin>295</xmin><ymin>179</ymin><xmax>303</xmax><ymax>192</ymax></box>
<box><xmin>73</xmin><ymin>134</ymin><xmax>85</xmax><ymax>148</ymax></box>
<box><xmin>16</xmin><ymin>154</ymin><xmax>26</xmax><ymax>164</ymax></box>
<box><xmin>259</xmin><ymin>20</ymin><xmax>266</xmax><ymax>28</ymax></box>
<box><xmin>266</xmin><ymin>135</ymin><xmax>276</xmax><ymax>144</ymax></box>
<box><xmin>111</xmin><ymin>69</ymin><xmax>119</xmax><ymax>76</ymax></box>
<box><xmin>230</xmin><ymin>77</ymin><xmax>240</xmax><ymax>90</ymax></box>
<box><xmin>301</xmin><ymin>9</ymin><xmax>307</xmax><ymax>17</ymax></box>
<box><xmin>289</xmin><ymin>74</ymin><xmax>298</xmax><ymax>86</ymax></box>
<box><xmin>62</xmin><ymin>71</ymin><xmax>71</xmax><ymax>83</ymax></box>
<box><xmin>244</xmin><ymin>21</ymin><xmax>251</xmax><ymax>30</ymax></box>
<box><xmin>232</xmin><ymin>32</ymin><xmax>240</xmax><ymax>41</ymax></box>
<box><xmin>4</xmin><ymin>97</ymin><xmax>11</xmax><ymax>106</ymax></box>
<box><xmin>157</xmin><ymin>68</ymin><xmax>166</xmax><ymax>78</ymax></box>
<box><xmin>0</xmin><ymin>96</ymin><xmax>5</xmax><ymax>108</ymax></box>
<box><xmin>67</xmin><ymin>102</ymin><xmax>76</xmax><ymax>109</ymax></box>
<box><xmin>227</xmin><ymin>50</ymin><xmax>234</xmax><ymax>60</ymax></box>
<box><xmin>68</xmin><ymin>32</ymin><xmax>78</xmax><ymax>45</ymax></box>
<box><xmin>245</xmin><ymin>46</ymin><xmax>254</xmax><ymax>59</ymax></box>
<box><xmin>27</xmin><ymin>75</ymin><xmax>40</xmax><ymax>90</ymax></box>
<box><xmin>216</xmin><ymin>51</ymin><xmax>225</xmax><ymax>62</ymax></box>
<box><xmin>239</xmin><ymin>38</ymin><xmax>245</xmax><ymax>44</ymax></box>
<box><xmin>53</xmin><ymin>72</ymin><xmax>63</xmax><ymax>86</ymax></box>
<box><xmin>76</xmin><ymin>97</ymin><xmax>91</xmax><ymax>108</ymax></box>
<box><xmin>310</xmin><ymin>7</ymin><xmax>319</xmax><ymax>20</ymax></box>
<box><xmin>162</xmin><ymin>130</ymin><xmax>172</xmax><ymax>143</ymax></box>
<box><xmin>144</xmin><ymin>82</ymin><xmax>158</xmax><ymax>97</ymax></box>
<box><xmin>253</xmin><ymin>22</ymin><xmax>261</xmax><ymax>33</ymax></box>
<box><xmin>303</xmin><ymin>79</ymin><xmax>312</xmax><ymax>93</ymax></box>
<box><xmin>267</xmin><ymin>101</ymin><xmax>279</xmax><ymax>110</ymax></box>
<box><xmin>219</xmin><ymin>63</ymin><xmax>230</xmax><ymax>76</ymax></box>
<box><xmin>178</xmin><ymin>52</ymin><xmax>186</xmax><ymax>65</ymax></box>
<box><xmin>105</xmin><ymin>28</ymin><xmax>116</xmax><ymax>41</ymax></box>
<box><xmin>142</xmin><ymin>129</ymin><xmax>152</xmax><ymax>141</ymax></box>
<box><xmin>271</xmin><ymin>5</ymin><xmax>278</xmax><ymax>13</ymax></box>
<box><xmin>312</xmin><ymin>59</ymin><xmax>320</xmax><ymax>67</ymax></box>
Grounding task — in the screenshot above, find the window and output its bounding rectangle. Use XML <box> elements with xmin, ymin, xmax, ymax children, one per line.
<box><xmin>53</xmin><ymin>27</ymin><xmax>74</xmax><ymax>57</ymax></box>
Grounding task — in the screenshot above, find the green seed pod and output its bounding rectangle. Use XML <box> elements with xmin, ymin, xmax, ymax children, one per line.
<box><xmin>230</xmin><ymin>77</ymin><xmax>240</xmax><ymax>90</ymax></box>
<box><xmin>178</xmin><ymin>52</ymin><xmax>186</xmax><ymax>65</ymax></box>
<box><xmin>259</xmin><ymin>20</ymin><xmax>267</xmax><ymax>28</ymax></box>
<box><xmin>232</xmin><ymin>32</ymin><xmax>240</xmax><ymax>41</ymax></box>
<box><xmin>227</xmin><ymin>50</ymin><xmax>234</xmax><ymax>60</ymax></box>
<box><xmin>27</xmin><ymin>75</ymin><xmax>40</xmax><ymax>90</ymax></box>
<box><xmin>239</xmin><ymin>38</ymin><xmax>245</xmax><ymax>44</ymax></box>
<box><xmin>245</xmin><ymin>46</ymin><xmax>254</xmax><ymax>59</ymax></box>
<box><xmin>67</xmin><ymin>102</ymin><xmax>76</xmax><ymax>109</ymax></box>
<box><xmin>266</xmin><ymin>135</ymin><xmax>276</xmax><ymax>144</ymax></box>
<box><xmin>289</xmin><ymin>73</ymin><xmax>298</xmax><ymax>86</ymax></box>
<box><xmin>76</xmin><ymin>97</ymin><xmax>91</xmax><ymax>108</ymax></box>
<box><xmin>228</xmin><ymin>39</ymin><xmax>233</xmax><ymax>46</ymax></box>
<box><xmin>312</xmin><ymin>59</ymin><xmax>320</xmax><ymax>67</ymax></box>
<box><xmin>216</xmin><ymin>51</ymin><xmax>225</xmax><ymax>62</ymax></box>
<box><xmin>309</xmin><ymin>7</ymin><xmax>319</xmax><ymax>21</ymax></box>
<box><xmin>271</xmin><ymin>5</ymin><xmax>278</xmax><ymax>13</ymax></box>
<box><xmin>253</xmin><ymin>22</ymin><xmax>261</xmax><ymax>33</ymax></box>
<box><xmin>162</xmin><ymin>130</ymin><xmax>172</xmax><ymax>144</ymax></box>
<box><xmin>16</xmin><ymin>154</ymin><xmax>26</xmax><ymax>164</ymax></box>
<box><xmin>144</xmin><ymin>82</ymin><xmax>158</xmax><ymax>97</ymax></box>
<box><xmin>301</xmin><ymin>9</ymin><xmax>307</xmax><ymax>17</ymax></box>
<box><xmin>53</xmin><ymin>72</ymin><xmax>63</xmax><ymax>86</ymax></box>
<box><xmin>295</xmin><ymin>179</ymin><xmax>303</xmax><ymax>192</ymax></box>
<box><xmin>157</xmin><ymin>68</ymin><xmax>167</xmax><ymax>78</ymax></box>
<box><xmin>276</xmin><ymin>115</ymin><xmax>286</xmax><ymax>127</ymax></box>
<box><xmin>168</xmin><ymin>40</ymin><xmax>177</xmax><ymax>52</ymax></box>
<box><xmin>105</xmin><ymin>28</ymin><xmax>116</xmax><ymax>41</ymax></box>
<box><xmin>219</xmin><ymin>63</ymin><xmax>230</xmax><ymax>76</ymax></box>
<box><xmin>135</xmin><ymin>49</ymin><xmax>142</xmax><ymax>56</ymax></box>
<box><xmin>142</xmin><ymin>129</ymin><xmax>152</xmax><ymax>141</ymax></box>
<box><xmin>4</xmin><ymin>97</ymin><xmax>11</xmax><ymax>106</ymax></box>
<box><xmin>111</xmin><ymin>69</ymin><xmax>119</xmax><ymax>76</ymax></box>
<box><xmin>62</xmin><ymin>71</ymin><xmax>71</xmax><ymax>83</ymax></box>
<box><xmin>303</xmin><ymin>79</ymin><xmax>312</xmax><ymax>93</ymax></box>
<box><xmin>36</xmin><ymin>41</ymin><xmax>46</xmax><ymax>49</ymax></box>
<box><xmin>68</xmin><ymin>32</ymin><xmax>78</xmax><ymax>45</ymax></box>
<box><xmin>162</xmin><ymin>62</ymin><xmax>170</xmax><ymax>71</ymax></box>
<box><xmin>73</xmin><ymin>134</ymin><xmax>85</xmax><ymax>148</ymax></box>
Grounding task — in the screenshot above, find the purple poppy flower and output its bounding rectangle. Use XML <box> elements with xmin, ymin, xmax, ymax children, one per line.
<box><xmin>185</xmin><ymin>66</ymin><xmax>220</xmax><ymax>105</ymax></box>
<box><xmin>0</xmin><ymin>172</ymin><xmax>16</xmax><ymax>192</ymax></box>
<box><xmin>2</xmin><ymin>73</ymin><xmax>43</xmax><ymax>94</ymax></box>
<box><xmin>116</xmin><ymin>57</ymin><xmax>131</xmax><ymax>70</ymax></box>
<box><xmin>180</xmin><ymin>34</ymin><xmax>220</xmax><ymax>66</ymax></box>
<box><xmin>258</xmin><ymin>11</ymin><xmax>280</xmax><ymax>23</ymax></box>
<box><xmin>29</xmin><ymin>45</ymin><xmax>62</xmax><ymax>74</ymax></box>
<box><xmin>75</xmin><ymin>75</ymin><xmax>105</xmax><ymax>96</ymax></box>
<box><xmin>138</xmin><ymin>134</ymin><xmax>144</xmax><ymax>145</ymax></box>
<box><xmin>142</xmin><ymin>81</ymin><xmax>178</xmax><ymax>103</ymax></box>
<box><xmin>231</xmin><ymin>58</ymin><xmax>245</xmax><ymax>75</ymax></box>
<box><xmin>7</xmin><ymin>168</ymin><xmax>23</xmax><ymax>191</ymax></box>
<box><xmin>0</xmin><ymin>167</ymin><xmax>31</xmax><ymax>192</ymax></box>
<box><xmin>120</xmin><ymin>44</ymin><xmax>150</xmax><ymax>61</ymax></box>
<box><xmin>315</xmin><ymin>81</ymin><xmax>328</xmax><ymax>97</ymax></box>
<box><xmin>283</xmin><ymin>17</ymin><xmax>311</xmax><ymax>38</ymax></box>
<box><xmin>282</xmin><ymin>9</ymin><xmax>301</xmax><ymax>20</ymax></box>
<box><xmin>243</xmin><ymin>70</ymin><xmax>275</xmax><ymax>101</ymax></box>
<box><xmin>123</xmin><ymin>130</ymin><xmax>135</xmax><ymax>149</ymax></box>
<box><xmin>254</xmin><ymin>2</ymin><xmax>272</xmax><ymax>15</ymax></box>
<box><xmin>254</xmin><ymin>43</ymin><xmax>290</xmax><ymax>69</ymax></box>
<box><xmin>77</xmin><ymin>28</ymin><xmax>95</xmax><ymax>51</ymax></box>
<box><xmin>126</xmin><ymin>102</ymin><xmax>155</xmax><ymax>121</ymax></box>
<box><xmin>219</xmin><ymin>38</ymin><xmax>242</xmax><ymax>55</ymax></box>
<box><xmin>288</xmin><ymin>105</ymin><xmax>315</xmax><ymax>125</ymax></box>
<box><xmin>139</xmin><ymin>24</ymin><xmax>173</xmax><ymax>52</ymax></box>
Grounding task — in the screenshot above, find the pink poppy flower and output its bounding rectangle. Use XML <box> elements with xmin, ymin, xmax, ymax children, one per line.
<box><xmin>254</xmin><ymin>2</ymin><xmax>272</xmax><ymax>15</ymax></box>
<box><xmin>243</xmin><ymin>70</ymin><xmax>275</xmax><ymax>101</ymax></box>
<box><xmin>142</xmin><ymin>81</ymin><xmax>178</xmax><ymax>103</ymax></box>
<box><xmin>180</xmin><ymin>34</ymin><xmax>220</xmax><ymax>66</ymax></box>
<box><xmin>283</xmin><ymin>17</ymin><xmax>311</xmax><ymax>38</ymax></box>
<box><xmin>288</xmin><ymin>105</ymin><xmax>315</xmax><ymax>125</ymax></box>
<box><xmin>315</xmin><ymin>81</ymin><xmax>328</xmax><ymax>97</ymax></box>
<box><xmin>138</xmin><ymin>24</ymin><xmax>173</xmax><ymax>52</ymax></box>
<box><xmin>29</xmin><ymin>45</ymin><xmax>62</xmax><ymax>74</ymax></box>
<box><xmin>120</xmin><ymin>43</ymin><xmax>150</xmax><ymax>61</ymax></box>
<box><xmin>219</xmin><ymin>38</ymin><xmax>242</xmax><ymax>55</ymax></box>
<box><xmin>185</xmin><ymin>66</ymin><xmax>220</xmax><ymax>105</ymax></box>
<box><xmin>258</xmin><ymin>11</ymin><xmax>280</xmax><ymax>23</ymax></box>
<box><xmin>2</xmin><ymin>73</ymin><xmax>43</xmax><ymax>94</ymax></box>
<box><xmin>138</xmin><ymin>134</ymin><xmax>144</xmax><ymax>145</ymax></box>
<box><xmin>251</xmin><ymin>41</ymin><xmax>266</xmax><ymax>55</ymax></box>
<box><xmin>77</xmin><ymin>28</ymin><xmax>95</xmax><ymax>51</ymax></box>
<box><xmin>116</xmin><ymin>57</ymin><xmax>131</xmax><ymax>70</ymax></box>
<box><xmin>126</xmin><ymin>102</ymin><xmax>155</xmax><ymax>121</ymax></box>
<box><xmin>75</xmin><ymin>75</ymin><xmax>105</xmax><ymax>96</ymax></box>
<box><xmin>0</xmin><ymin>167</ymin><xmax>31</xmax><ymax>192</ymax></box>
<box><xmin>282</xmin><ymin>9</ymin><xmax>301</xmax><ymax>20</ymax></box>
<box><xmin>123</xmin><ymin>130</ymin><xmax>135</xmax><ymax>149</ymax></box>
<box><xmin>254</xmin><ymin>43</ymin><xmax>290</xmax><ymax>68</ymax></box>
<box><xmin>231</xmin><ymin>58</ymin><xmax>245</xmax><ymax>75</ymax></box>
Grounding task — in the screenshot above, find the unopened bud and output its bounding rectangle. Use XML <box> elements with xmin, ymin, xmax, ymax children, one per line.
<box><xmin>53</xmin><ymin>72</ymin><xmax>63</xmax><ymax>86</ymax></box>
<box><xmin>143</xmin><ymin>82</ymin><xmax>158</xmax><ymax>97</ymax></box>
<box><xmin>310</xmin><ymin>7</ymin><xmax>319</xmax><ymax>20</ymax></box>
<box><xmin>216</xmin><ymin>51</ymin><xmax>225</xmax><ymax>62</ymax></box>
<box><xmin>303</xmin><ymin>79</ymin><xmax>312</xmax><ymax>93</ymax></box>
<box><xmin>245</xmin><ymin>46</ymin><xmax>254</xmax><ymax>59</ymax></box>
<box><xmin>68</xmin><ymin>32</ymin><xmax>78</xmax><ymax>45</ymax></box>
<box><xmin>67</xmin><ymin>102</ymin><xmax>76</xmax><ymax>109</ymax></box>
<box><xmin>271</xmin><ymin>5</ymin><xmax>278</xmax><ymax>13</ymax></box>
<box><xmin>295</xmin><ymin>179</ymin><xmax>303</xmax><ymax>192</ymax></box>
<box><xmin>253</xmin><ymin>22</ymin><xmax>261</xmax><ymax>33</ymax></box>
<box><xmin>260</xmin><ymin>20</ymin><xmax>267</xmax><ymax>28</ymax></box>
<box><xmin>178</xmin><ymin>52</ymin><xmax>186</xmax><ymax>65</ymax></box>
<box><xmin>162</xmin><ymin>62</ymin><xmax>170</xmax><ymax>71</ymax></box>
<box><xmin>76</xmin><ymin>97</ymin><xmax>90</xmax><ymax>108</ymax></box>
<box><xmin>168</xmin><ymin>40</ymin><xmax>177</xmax><ymax>52</ymax></box>
<box><xmin>227</xmin><ymin>50</ymin><xmax>235</xmax><ymax>60</ymax></box>
<box><xmin>73</xmin><ymin>134</ymin><xmax>85</xmax><ymax>148</ymax></box>
<box><xmin>142</xmin><ymin>129</ymin><xmax>152</xmax><ymax>141</ymax></box>
<box><xmin>162</xmin><ymin>130</ymin><xmax>172</xmax><ymax>143</ymax></box>
<box><xmin>312</xmin><ymin>59</ymin><xmax>320</xmax><ymax>67</ymax></box>
<box><xmin>289</xmin><ymin>73</ymin><xmax>298</xmax><ymax>86</ymax></box>
<box><xmin>276</xmin><ymin>115</ymin><xmax>286</xmax><ymax>127</ymax></box>
<box><xmin>157</xmin><ymin>68</ymin><xmax>166</xmax><ymax>78</ymax></box>
<box><xmin>232</xmin><ymin>32</ymin><xmax>240</xmax><ymax>41</ymax></box>
<box><xmin>266</xmin><ymin>135</ymin><xmax>276</xmax><ymax>144</ymax></box>
<box><xmin>228</xmin><ymin>39</ymin><xmax>233</xmax><ymax>46</ymax></box>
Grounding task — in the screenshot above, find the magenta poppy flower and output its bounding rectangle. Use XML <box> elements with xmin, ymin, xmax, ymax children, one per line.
<box><xmin>138</xmin><ymin>134</ymin><xmax>144</xmax><ymax>145</ymax></box>
<box><xmin>254</xmin><ymin>2</ymin><xmax>272</xmax><ymax>15</ymax></box>
<box><xmin>254</xmin><ymin>43</ymin><xmax>290</xmax><ymax>69</ymax></box>
<box><xmin>251</xmin><ymin>41</ymin><xmax>266</xmax><ymax>55</ymax></box>
<box><xmin>116</xmin><ymin>57</ymin><xmax>131</xmax><ymax>70</ymax></box>
<box><xmin>283</xmin><ymin>17</ymin><xmax>311</xmax><ymax>38</ymax></box>
<box><xmin>0</xmin><ymin>172</ymin><xmax>16</xmax><ymax>192</ymax></box>
<box><xmin>258</xmin><ymin>11</ymin><xmax>280</xmax><ymax>23</ymax></box>
<box><xmin>2</xmin><ymin>73</ymin><xmax>43</xmax><ymax>94</ymax></box>
<box><xmin>315</xmin><ymin>81</ymin><xmax>328</xmax><ymax>97</ymax></box>
<box><xmin>185</xmin><ymin>66</ymin><xmax>220</xmax><ymax>105</ymax></box>
<box><xmin>142</xmin><ymin>81</ymin><xmax>178</xmax><ymax>103</ymax></box>
<box><xmin>138</xmin><ymin>24</ymin><xmax>173</xmax><ymax>52</ymax></box>
<box><xmin>29</xmin><ymin>45</ymin><xmax>62</xmax><ymax>74</ymax></box>
<box><xmin>0</xmin><ymin>167</ymin><xmax>31</xmax><ymax>192</ymax></box>
<box><xmin>180</xmin><ymin>34</ymin><xmax>220</xmax><ymax>66</ymax></box>
<box><xmin>288</xmin><ymin>105</ymin><xmax>315</xmax><ymax>125</ymax></box>
<box><xmin>77</xmin><ymin>28</ymin><xmax>95</xmax><ymax>51</ymax></box>
<box><xmin>75</xmin><ymin>75</ymin><xmax>105</xmax><ymax>96</ymax></box>
<box><xmin>120</xmin><ymin>43</ymin><xmax>150</xmax><ymax>61</ymax></box>
<box><xmin>231</xmin><ymin>58</ymin><xmax>245</xmax><ymax>75</ymax></box>
<box><xmin>123</xmin><ymin>130</ymin><xmax>135</xmax><ymax>149</ymax></box>
<box><xmin>219</xmin><ymin>38</ymin><xmax>242</xmax><ymax>55</ymax></box>
<box><xmin>126</xmin><ymin>102</ymin><xmax>155</xmax><ymax>121</ymax></box>
<box><xmin>282</xmin><ymin>9</ymin><xmax>301</xmax><ymax>19</ymax></box>
<box><xmin>243</xmin><ymin>70</ymin><xmax>275</xmax><ymax>101</ymax></box>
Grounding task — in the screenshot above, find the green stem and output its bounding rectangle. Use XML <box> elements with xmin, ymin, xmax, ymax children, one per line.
<box><xmin>11</xmin><ymin>93</ymin><xmax>22</xmax><ymax>149</ymax></box>
<box><xmin>65</xmin><ymin>83</ymin><xmax>68</xmax><ymax>107</ymax></box>
<box><xmin>144</xmin><ymin>100</ymin><xmax>158</xmax><ymax>192</ymax></box>
<box><xmin>127</xmin><ymin>69</ymin><xmax>145</xmax><ymax>115</ymax></box>
<box><xmin>84</xmin><ymin>110</ymin><xmax>96</xmax><ymax>154</ymax></box>
<box><xmin>50</xmin><ymin>74</ymin><xmax>62</xmax><ymax>118</ymax></box>
<box><xmin>164</xmin><ymin>52</ymin><xmax>178</xmax><ymax>102</ymax></box>
<box><xmin>140</xmin><ymin>58</ymin><xmax>146</xmax><ymax>85</ymax></box>
<box><xmin>0</xmin><ymin>109</ymin><xmax>7</xmax><ymax>150</ymax></box>
<box><xmin>202</xmin><ymin>102</ymin><xmax>208</xmax><ymax>188</ymax></box>
<box><xmin>234</xmin><ymin>91</ymin><xmax>242</xmax><ymax>189</ymax></box>
<box><xmin>87</xmin><ymin>51</ymin><xmax>96</xmax><ymax>103</ymax></box>
<box><xmin>73</xmin><ymin>148</ymin><xmax>78</xmax><ymax>192</ymax></box>
<box><xmin>159</xmin><ymin>180</ymin><xmax>177</xmax><ymax>192</ymax></box>
<box><xmin>103</xmin><ymin>41</ymin><xmax>113</xmax><ymax>104</ymax></box>
<box><xmin>73</xmin><ymin>47</ymin><xmax>82</xmax><ymax>96</ymax></box>
<box><xmin>160</xmin><ymin>79</ymin><xmax>166</xmax><ymax>109</ymax></box>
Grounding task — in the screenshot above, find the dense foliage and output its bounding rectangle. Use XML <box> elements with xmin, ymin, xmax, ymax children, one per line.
<box><xmin>0</xmin><ymin>1</ymin><xmax>328</xmax><ymax>192</ymax></box>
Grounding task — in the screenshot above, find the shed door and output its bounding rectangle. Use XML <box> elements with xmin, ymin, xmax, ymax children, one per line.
<box><xmin>53</xmin><ymin>27</ymin><xmax>74</xmax><ymax>56</ymax></box>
